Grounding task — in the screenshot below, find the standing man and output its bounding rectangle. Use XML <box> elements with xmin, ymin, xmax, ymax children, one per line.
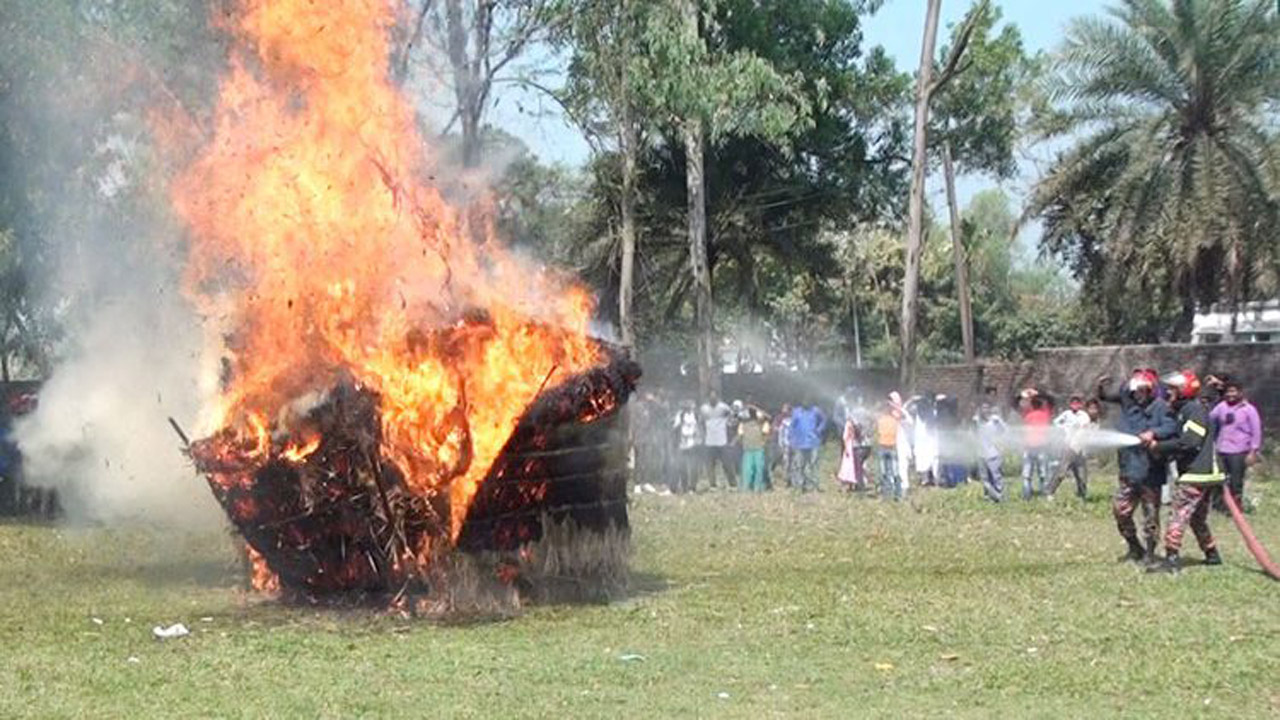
<box><xmin>1100</xmin><ymin>370</ymin><xmax>1176</xmax><ymax>563</ymax></box>
<box><xmin>1047</xmin><ymin>395</ymin><xmax>1094</xmax><ymax>500</ymax></box>
<box><xmin>874</xmin><ymin>400</ymin><xmax>903</xmax><ymax>500</ymax></box>
<box><xmin>1019</xmin><ymin>391</ymin><xmax>1053</xmax><ymax>500</ymax></box>
<box><xmin>700</xmin><ymin>391</ymin><xmax>736</xmax><ymax>489</ymax></box>
<box><xmin>975</xmin><ymin>402</ymin><xmax>1008</xmax><ymax>502</ymax></box>
<box><xmin>1148</xmin><ymin>371</ymin><xmax>1224</xmax><ymax>573</ymax></box>
<box><xmin>738</xmin><ymin>407</ymin><xmax>769</xmax><ymax>492</ymax></box>
<box><xmin>673</xmin><ymin>399</ymin><xmax>702</xmax><ymax>494</ymax></box>
<box><xmin>1209</xmin><ymin>379</ymin><xmax>1262</xmax><ymax>511</ymax></box>
<box><xmin>771</xmin><ymin>404</ymin><xmax>794</xmax><ymax>488</ymax></box>
<box><xmin>632</xmin><ymin>391</ymin><xmax>670</xmax><ymax>493</ymax></box>
<box><xmin>789</xmin><ymin>399</ymin><xmax>828</xmax><ymax>492</ymax></box>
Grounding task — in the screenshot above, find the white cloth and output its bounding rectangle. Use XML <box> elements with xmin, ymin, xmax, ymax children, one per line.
<box><xmin>701</xmin><ymin>401</ymin><xmax>732</xmax><ymax>447</ymax></box>
<box><xmin>913</xmin><ymin>416</ymin><xmax>938</xmax><ymax>476</ymax></box>
<box><xmin>896</xmin><ymin>414</ymin><xmax>913</xmax><ymax>492</ymax></box>
<box><xmin>837</xmin><ymin>420</ymin><xmax>860</xmax><ymax>485</ymax></box>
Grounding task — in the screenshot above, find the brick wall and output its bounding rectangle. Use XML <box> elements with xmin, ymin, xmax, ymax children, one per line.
<box><xmin>1014</xmin><ymin>343</ymin><xmax>1279</xmax><ymax>420</ymax></box>
<box><xmin>642</xmin><ymin>343</ymin><xmax>1276</xmax><ymax>421</ymax></box>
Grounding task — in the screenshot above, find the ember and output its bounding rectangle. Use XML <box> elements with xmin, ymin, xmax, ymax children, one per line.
<box><xmin>168</xmin><ymin>0</ymin><xmax>639</xmax><ymax>607</ymax></box>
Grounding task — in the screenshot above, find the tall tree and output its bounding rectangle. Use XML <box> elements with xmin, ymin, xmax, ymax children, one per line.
<box><xmin>399</xmin><ymin>0</ymin><xmax>560</xmax><ymax>169</ymax></box>
<box><xmin>554</xmin><ymin>0</ymin><xmax>648</xmax><ymax>349</ymax></box>
<box><xmin>646</xmin><ymin>0</ymin><xmax>810</xmax><ymax>399</ymax></box>
<box><xmin>1029</xmin><ymin>0</ymin><xmax>1280</xmax><ymax>341</ymax></box>
<box><xmin>929</xmin><ymin>4</ymin><xmax>1025</xmax><ymax>362</ymax></box>
<box><xmin>556</xmin><ymin>0</ymin><xmax>909</xmax><ymax>371</ymax></box>
<box><xmin>900</xmin><ymin>0</ymin><xmax>985</xmax><ymax>388</ymax></box>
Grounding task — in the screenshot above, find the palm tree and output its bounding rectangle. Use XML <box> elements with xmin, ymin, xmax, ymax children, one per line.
<box><xmin>1029</xmin><ymin>0</ymin><xmax>1280</xmax><ymax>340</ymax></box>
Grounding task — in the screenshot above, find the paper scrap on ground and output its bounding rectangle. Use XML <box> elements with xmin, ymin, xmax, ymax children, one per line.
<box><xmin>152</xmin><ymin>623</ymin><xmax>190</xmax><ymax>639</ymax></box>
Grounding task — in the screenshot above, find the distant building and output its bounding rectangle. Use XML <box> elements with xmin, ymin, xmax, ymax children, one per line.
<box><xmin>1192</xmin><ymin>300</ymin><xmax>1280</xmax><ymax>344</ymax></box>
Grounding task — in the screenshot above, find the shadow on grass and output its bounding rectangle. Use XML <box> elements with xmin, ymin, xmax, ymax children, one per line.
<box><xmin>626</xmin><ymin>570</ymin><xmax>672</xmax><ymax>598</ymax></box>
<box><xmin>85</xmin><ymin>557</ymin><xmax>242</xmax><ymax>589</ymax></box>
<box><xmin>861</xmin><ymin>558</ymin><xmax>1096</xmax><ymax>582</ymax></box>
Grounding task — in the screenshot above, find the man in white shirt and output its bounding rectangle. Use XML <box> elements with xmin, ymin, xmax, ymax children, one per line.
<box><xmin>700</xmin><ymin>390</ymin><xmax>737</xmax><ymax>489</ymax></box>
<box><xmin>1047</xmin><ymin>395</ymin><xmax>1095</xmax><ymax>500</ymax></box>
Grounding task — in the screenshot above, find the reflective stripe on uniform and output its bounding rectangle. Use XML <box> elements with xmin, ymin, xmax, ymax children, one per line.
<box><xmin>1183</xmin><ymin>419</ymin><xmax>1207</xmax><ymax>437</ymax></box>
<box><xmin>1178</xmin><ymin>472</ymin><xmax>1223</xmax><ymax>484</ymax></box>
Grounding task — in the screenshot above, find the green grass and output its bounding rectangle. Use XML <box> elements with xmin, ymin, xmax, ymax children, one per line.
<box><xmin>3</xmin><ymin>468</ymin><xmax>1280</xmax><ymax>719</ymax></box>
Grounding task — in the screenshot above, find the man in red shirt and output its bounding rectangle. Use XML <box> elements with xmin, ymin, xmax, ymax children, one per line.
<box><xmin>1020</xmin><ymin>390</ymin><xmax>1053</xmax><ymax>500</ymax></box>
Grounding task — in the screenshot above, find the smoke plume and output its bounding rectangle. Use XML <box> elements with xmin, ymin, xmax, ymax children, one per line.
<box><xmin>6</xmin><ymin>31</ymin><xmax>224</xmax><ymax>527</ymax></box>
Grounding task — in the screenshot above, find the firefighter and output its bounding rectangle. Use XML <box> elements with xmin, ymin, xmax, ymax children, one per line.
<box><xmin>1098</xmin><ymin>369</ymin><xmax>1176</xmax><ymax>563</ymax></box>
<box><xmin>1145</xmin><ymin>371</ymin><xmax>1224</xmax><ymax>574</ymax></box>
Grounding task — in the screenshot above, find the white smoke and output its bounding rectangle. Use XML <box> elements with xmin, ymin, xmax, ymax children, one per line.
<box><xmin>12</xmin><ymin>114</ymin><xmax>222</xmax><ymax>528</ymax></box>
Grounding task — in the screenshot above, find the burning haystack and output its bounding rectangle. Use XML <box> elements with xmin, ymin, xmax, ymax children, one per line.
<box><xmin>165</xmin><ymin>0</ymin><xmax>638</xmax><ymax>608</ymax></box>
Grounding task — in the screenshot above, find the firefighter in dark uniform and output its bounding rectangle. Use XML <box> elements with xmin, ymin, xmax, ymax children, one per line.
<box><xmin>1144</xmin><ymin>371</ymin><xmax>1224</xmax><ymax>573</ymax></box>
<box><xmin>1099</xmin><ymin>369</ymin><xmax>1176</xmax><ymax>563</ymax></box>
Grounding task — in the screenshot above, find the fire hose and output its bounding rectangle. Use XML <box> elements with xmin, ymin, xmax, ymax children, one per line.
<box><xmin>1221</xmin><ymin>485</ymin><xmax>1280</xmax><ymax>581</ymax></box>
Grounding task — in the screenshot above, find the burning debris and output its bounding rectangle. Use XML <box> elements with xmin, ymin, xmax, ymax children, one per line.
<box><xmin>187</xmin><ymin>346</ymin><xmax>639</xmax><ymax>606</ymax></box>
<box><xmin>162</xmin><ymin>0</ymin><xmax>639</xmax><ymax>609</ymax></box>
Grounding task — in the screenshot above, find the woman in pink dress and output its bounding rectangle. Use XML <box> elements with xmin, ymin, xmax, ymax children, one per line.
<box><xmin>837</xmin><ymin>418</ymin><xmax>866</xmax><ymax>492</ymax></box>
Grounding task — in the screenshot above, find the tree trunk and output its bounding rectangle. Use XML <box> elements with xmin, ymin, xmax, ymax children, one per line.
<box><xmin>900</xmin><ymin>0</ymin><xmax>943</xmax><ymax>390</ymax></box>
<box><xmin>1173</xmin><ymin>293</ymin><xmax>1197</xmax><ymax>342</ymax></box>
<box><xmin>850</xmin><ymin>279</ymin><xmax>863</xmax><ymax>369</ymax></box>
<box><xmin>618</xmin><ymin>119</ymin><xmax>638</xmax><ymax>350</ymax></box>
<box><xmin>684</xmin><ymin>118</ymin><xmax>716</xmax><ymax>401</ymax></box>
<box><xmin>616</xmin><ymin>0</ymin><xmax>638</xmax><ymax>352</ymax></box>
<box><xmin>943</xmin><ymin>141</ymin><xmax>975</xmax><ymax>363</ymax></box>
<box><xmin>445</xmin><ymin>0</ymin><xmax>482</xmax><ymax>168</ymax></box>
<box><xmin>1226</xmin><ymin>235</ymin><xmax>1242</xmax><ymax>342</ymax></box>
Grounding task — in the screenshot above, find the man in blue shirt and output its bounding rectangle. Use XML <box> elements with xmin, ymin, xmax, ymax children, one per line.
<box><xmin>788</xmin><ymin>400</ymin><xmax>827</xmax><ymax>492</ymax></box>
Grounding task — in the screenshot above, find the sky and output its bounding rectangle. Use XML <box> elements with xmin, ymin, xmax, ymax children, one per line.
<box><xmin>487</xmin><ymin>0</ymin><xmax>1115</xmax><ymax>218</ymax></box>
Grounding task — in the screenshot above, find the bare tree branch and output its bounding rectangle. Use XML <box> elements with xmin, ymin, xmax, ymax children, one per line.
<box><xmin>395</xmin><ymin>0</ymin><xmax>436</xmax><ymax>82</ymax></box>
<box><xmin>928</xmin><ymin>0</ymin><xmax>989</xmax><ymax>99</ymax></box>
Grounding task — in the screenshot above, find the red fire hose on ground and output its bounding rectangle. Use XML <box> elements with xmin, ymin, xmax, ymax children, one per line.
<box><xmin>1222</xmin><ymin>486</ymin><xmax>1280</xmax><ymax>581</ymax></box>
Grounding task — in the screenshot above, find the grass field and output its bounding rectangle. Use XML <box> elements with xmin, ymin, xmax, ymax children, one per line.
<box><xmin>3</xmin><ymin>464</ymin><xmax>1279</xmax><ymax>719</ymax></box>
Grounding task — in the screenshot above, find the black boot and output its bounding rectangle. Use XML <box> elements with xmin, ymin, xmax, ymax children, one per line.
<box><xmin>1147</xmin><ymin>552</ymin><xmax>1181</xmax><ymax>574</ymax></box>
<box><xmin>1143</xmin><ymin>541</ymin><xmax>1160</xmax><ymax>566</ymax></box>
<box><xmin>1119</xmin><ymin>539</ymin><xmax>1144</xmax><ymax>563</ymax></box>
<box><xmin>1203</xmin><ymin>548</ymin><xmax>1223</xmax><ymax>566</ymax></box>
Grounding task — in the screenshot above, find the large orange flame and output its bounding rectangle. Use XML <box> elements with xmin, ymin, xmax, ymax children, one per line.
<box><xmin>171</xmin><ymin>0</ymin><xmax>600</xmax><ymax>539</ymax></box>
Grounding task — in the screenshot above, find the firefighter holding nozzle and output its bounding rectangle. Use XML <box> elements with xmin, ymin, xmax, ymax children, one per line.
<box><xmin>1140</xmin><ymin>371</ymin><xmax>1224</xmax><ymax>573</ymax></box>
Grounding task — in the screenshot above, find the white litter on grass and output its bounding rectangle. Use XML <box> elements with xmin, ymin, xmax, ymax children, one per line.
<box><xmin>152</xmin><ymin>623</ymin><xmax>190</xmax><ymax>640</ymax></box>
<box><xmin>618</xmin><ymin>654</ymin><xmax>646</xmax><ymax>662</ymax></box>
<box><xmin>126</xmin><ymin>656</ymin><xmax>140</xmax><ymax>664</ymax></box>
<box><xmin>717</xmin><ymin>692</ymin><xmax>730</xmax><ymax>700</ymax></box>
<box><xmin>200</xmin><ymin>617</ymin><xmax>214</xmax><ymax>623</ymax></box>
<box><xmin>90</xmin><ymin>617</ymin><xmax>104</xmax><ymax>626</ymax></box>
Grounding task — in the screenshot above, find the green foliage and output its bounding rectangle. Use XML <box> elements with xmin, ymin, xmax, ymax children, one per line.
<box><xmin>553</xmin><ymin>0</ymin><xmax>649</xmax><ymax>146</ymax></box>
<box><xmin>556</xmin><ymin>0</ymin><xmax>911</xmax><ymax>355</ymax></box>
<box><xmin>491</xmin><ymin>139</ymin><xmax>593</xmax><ymax>260</ymax></box>
<box><xmin>0</xmin><ymin>0</ymin><xmax>222</xmax><ymax>369</ymax></box>
<box><xmin>637</xmin><ymin>0</ymin><xmax>813</xmax><ymax>144</ymax></box>
<box><xmin>930</xmin><ymin>2</ymin><xmax>1028</xmax><ymax>178</ymax></box>
<box><xmin>1028</xmin><ymin>0</ymin><xmax>1280</xmax><ymax>341</ymax></box>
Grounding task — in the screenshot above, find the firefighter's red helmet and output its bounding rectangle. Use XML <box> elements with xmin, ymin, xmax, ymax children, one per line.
<box><xmin>1161</xmin><ymin>370</ymin><xmax>1201</xmax><ymax>400</ymax></box>
<box><xmin>1128</xmin><ymin>368</ymin><xmax>1157</xmax><ymax>392</ymax></box>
